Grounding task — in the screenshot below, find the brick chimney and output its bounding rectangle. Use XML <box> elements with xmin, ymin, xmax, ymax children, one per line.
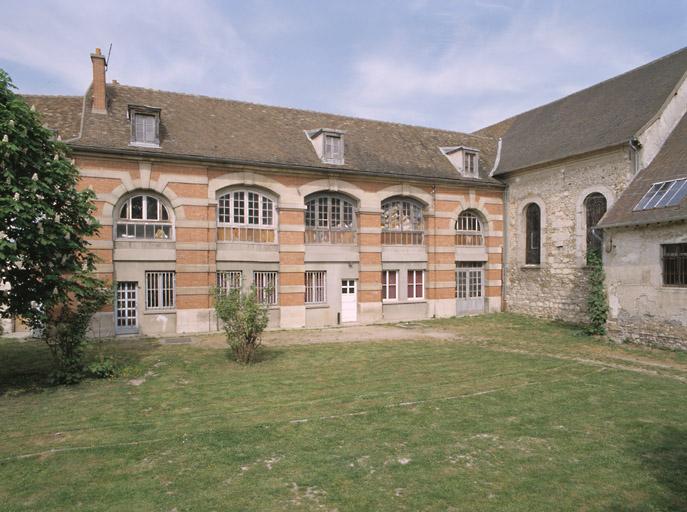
<box><xmin>90</xmin><ymin>48</ymin><xmax>107</xmax><ymax>114</ymax></box>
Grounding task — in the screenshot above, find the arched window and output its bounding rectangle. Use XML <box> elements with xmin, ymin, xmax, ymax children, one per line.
<box><xmin>305</xmin><ymin>193</ymin><xmax>356</xmax><ymax>244</ymax></box>
<box><xmin>116</xmin><ymin>194</ymin><xmax>173</xmax><ymax>240</ymax></box>
<box><xmin>525</xmin><ymin>203</ymin><xmax>541</xmax><ymax>265</ymax></box>
<box><xmin>381</xmin><ymin>197</ymin><xmax>424</xmax><ymax>245</ymax></box>
<box><xmin>217</xmin><ymin>189</ymin><xmax>276</xmax><ymax>243</ymax></box>
<box><xmin>456</xmin><ymin>210</ymin><xmax>485</xmax><ymax>246</ymax></box>
<box><xmin>585</xmin><ymin>193</ymin><xmax>607</xmax><ymax>257</ymax></box>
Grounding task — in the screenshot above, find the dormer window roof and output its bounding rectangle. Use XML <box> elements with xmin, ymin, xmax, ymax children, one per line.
<box><xmin>128</xmin><ymin>105</ymin><xmax>161</xmax><ymax>148</ymax></box>
<box><xmin>440</xmin><ymin>146</ymin><xmax>480</xmax><ymax>178</ymax></box>
<box><xmin>306</xmin><ymin>128</ymin><xmax>345</xmax><ymax>165</ymax></box>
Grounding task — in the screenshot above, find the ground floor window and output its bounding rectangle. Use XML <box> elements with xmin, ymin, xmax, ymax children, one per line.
<box><xmin>145</xmin><ymin>271</ymin><xmax>175</xmax><ymax>310</ymax></box>
<box><xmin>254</xmin><ymin>271</ymin><xmax>278</xmax><ymax>305</ymax></box>
<box><xmin>662</xmin><ymin>243</ymin><xmax>687</xmax><ymax>286</ymax></box>
<box><xmin>305</xmin><ymin>271</ymin><xmax>327</xmax><ymax>304</ymax></box>
<box><xmin>216</xmin><ymin>271</ymin><xmax>242</xmax><ymax>295</ymax></box>
<box><xmin>407</xmin><ymin>270</ymin><xmax>424</xmax><ymax>299</ymax></box>
<box><xmin>382</xmin><ymin>270</ymin><xmax>398</xmax><ymax>301</ymax></box>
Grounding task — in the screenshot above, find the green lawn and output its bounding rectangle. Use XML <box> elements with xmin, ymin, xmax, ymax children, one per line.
<box><xmin>1</xmin><ymin>314</ymin><xmax>687</xmax><ymax>511</ymax></box>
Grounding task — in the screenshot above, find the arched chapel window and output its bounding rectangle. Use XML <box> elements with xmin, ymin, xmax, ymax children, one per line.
<box><xmin>585</xmin><ymin>193</ymin><xmax>607</xmax><ymax>257</ymax></box>
<box><xmin>525</xmin><ymin>203</ymin><xmax>541</xmax><ymax>265</ymax></box>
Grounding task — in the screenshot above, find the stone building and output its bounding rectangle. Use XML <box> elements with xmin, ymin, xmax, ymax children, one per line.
<box><xmin>15</xmin><ymin>49</ymin><xmax>505</xmax><ymax>336</ymax></box>
<box><xmin>475</xmin><ymin>47</ymin><xmax>687</xmax><ymax>331</ymax></box>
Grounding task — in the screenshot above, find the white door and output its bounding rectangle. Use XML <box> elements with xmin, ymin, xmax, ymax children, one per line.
<box><xmin>340</xmin><ymin>279</ymin><xmax>357</xmax><ymax>323</ymax></box>
<box><xmin>116</xmin><ymin>282</ymin><xmax>138</xmax><ymax>334</ymax></box>
<box><xmin>457</xmin><ymin>264</ymin><xmax>485</xmax><ymax>315</ymax></box>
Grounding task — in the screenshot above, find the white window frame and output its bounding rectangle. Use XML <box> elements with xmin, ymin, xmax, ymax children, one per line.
<box><xmin>323</xmin><ymin>133</ymin><xmax>344</xmax><ymax>164</ymax></box>
<box><xmin>456</xmin><ymin>210</ymin><xmax>484</xmax><ymax>246</ymax></box>
<box><xmin>254</xmin><ymin>271</ymin><xmax>278</xmax><ymax>306</ymax></box>
<box><xmin>145</xmin><ymin>271</ymin><xmax>175</xmax><ymax>310</ymax></box>
<box><xmin>382</xmin><ymin>270</ymin><xmax>399</xmax><ymax>302</ymax></box>
<box><xmin>116</xmin><ymin>194</ymin><xmax>174</xmax><ymax>240</ymax></box>
<box><xmin>463</xmin><ymin>151</ymin><xmax>478</xmax><ymax>177</ymax></box>
<box><xmin>305</xmin><ymin>271</ymin><xmax>327</xmax><ymax>304</ymax></box>
<box><xmin>407</xmin><ymin>270</ymin><xmax>424</xmax><ymax>300</ymax></box>
<box><xmin>216</xmin><ymin>271</ymin><xmax>242</xmax><ymax>295</ymax></box>
<box><xmin>128</xmin><ymin>106</ymin><xmax>161</xmax><ymax>147</ymax></box>
<box><xmin>217</xmin><ymin>189</ymin><xmax>277</xmax><ymax>243</ymax></box>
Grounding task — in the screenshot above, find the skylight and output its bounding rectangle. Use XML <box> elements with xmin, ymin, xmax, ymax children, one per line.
<box><xmin>634</xmin><ymin>178</ymin><xmax>687</xmax><ymax>211</ymax></box>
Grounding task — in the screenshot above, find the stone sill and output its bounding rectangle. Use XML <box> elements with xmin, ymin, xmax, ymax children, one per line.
<box><xmin>520</xmin><ymin>265</ymin><xmax>542</xmax><ymax>270</ymax></box>
<box><xmin>305</xmin><ymin>304</ymin><xmax>329</xmax><ymax>309</ymax></box>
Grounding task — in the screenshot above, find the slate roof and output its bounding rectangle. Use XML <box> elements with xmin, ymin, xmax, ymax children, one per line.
<box><xmin>475</xmin><ymin>47</ymin><xmax>687</xmax><ymax>176</ymax></box>
<box><xmin>598</xmin><ymin>113</ymin><xmax>687</xmax><ymax>228</ymax></box>
<box><xmin>24</xmin><ymin>84</ymin><xmax>501</xmax><ymax>185</ymax></box>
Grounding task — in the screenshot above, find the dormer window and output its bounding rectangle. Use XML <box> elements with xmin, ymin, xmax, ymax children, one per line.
<box><xmin>306</xmin><ymin>129</ymin><xmax>345</xmax><ymax>165</ymax></box>
<box><xmin>129</xmin><ymin>105</ymin><xmax>161</xmax><ymax>147</ymax></box>
<box><xmin>440</xmin><ymin>146</ymin><xmax>480</xmax><ymax>178</ymax></box>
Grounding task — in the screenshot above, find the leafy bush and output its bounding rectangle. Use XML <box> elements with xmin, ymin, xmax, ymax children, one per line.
<box><xmin>214</xmin><ymin>287</ymin><xmax>269</xmax><ymax>364</ymax></box>
<box><xmin>586</xmin><ymin>250</ymin><xmax>608</xmax><ymax>335</ymax></box>
<box><xmin>87</xmin><ymin>356</ymin><xmax>120</xmax><ymax>379</ymax></box>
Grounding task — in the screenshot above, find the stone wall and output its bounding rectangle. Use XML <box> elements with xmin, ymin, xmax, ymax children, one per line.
<box><xmin>503</xmin><ymin>148</ymin><xmax>634</xmax><ymax>323</ymax></box>
<box><xmin>604</xmin><ymin>222</ymin><xmax>687</xmax><ymax>349</ymax></box>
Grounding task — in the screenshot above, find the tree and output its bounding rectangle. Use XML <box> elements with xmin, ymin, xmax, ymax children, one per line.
<box><xmin>0</xmin><ymin>69</ymin><xmax>108</xmax><ymax>381</ymax></box>
<box><xmin>214</xmin><ymin>287</ymin><xmax>269</xmax><ymax>364</ymax></box>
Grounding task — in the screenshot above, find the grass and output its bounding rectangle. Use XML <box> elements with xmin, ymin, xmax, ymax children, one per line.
<box><xmin>1</xmin><ymin>313</ymin><xmax>687</xmax><ymax>511</ymax></box>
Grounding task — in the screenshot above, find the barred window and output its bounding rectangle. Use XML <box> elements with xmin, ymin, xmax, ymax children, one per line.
<box><xmin>382</xmin><ymin>270</ymin><xmax>398</xmax><ymax>301</ymax></box>
<box><xmin>145</xmin><ymin>271</ymin><xmax>175</xmax><ymax>310</ymax></box>
<box><xmin>381</xmin><ymin>197</ymin><xmax>424</xmax><ymax>245</ymax></box>
<box><xmin>254</xmin><ymin>271</ymin><xmax>278</xmax><ymax>305</ymax></box>
<box><xmin>216</xmin><ymin>271</ymin><xmax>242</xmax><ymax>295</ymax></box>
<box><xmin>305</xmin><ymin>271</ymin><xmax>327</xmax><ymax>304</ymax></box>
<box><xmin>116</xmin><ymin>194</ymin><xmax>173</xmax><ymax>240</ymax></box>
<box><xmin>407</xmin><ymin>270</ymin><xmax>424</xmax><ymax>299</ymax></box>
<box><xmin>525</xmin><ymin>203</ymin><xmax>541</xmax><ymax>265</ymax></box>
<box><xmin>305</xmin><ymin>193</ymin><xmax>356</xmax><ymax>244</ymax></box>
<box><xmin>456</xmin><ymin>210</ymin><xmax>484</xmax><ymax>246</ymax></box>
<box><xmin>217</xmin><ymin>189</ymin><xmax>276</xmax><ymax>243</ymax></box>
<box><xmin>662</xmin><ymin>244</ymin><xmax>687</xmax><ymax>287</ymax></box>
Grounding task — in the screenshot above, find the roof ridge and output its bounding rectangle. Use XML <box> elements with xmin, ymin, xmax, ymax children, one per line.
<box><xmin>21</xmin><ymin>93</ymin><xmax>83</xmax><ymax>99</ymax></box>
<box><xmin>108</xmin><ymin>83</ymin><xmax>493</xmax><ymax>140</ymax></box>
<box><xmin>476</xmin><ymin>45</ymin><xmax>687</xmax><ymax>134</ymax></box>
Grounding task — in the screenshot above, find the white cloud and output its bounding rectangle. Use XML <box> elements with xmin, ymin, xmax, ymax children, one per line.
<box><xmin>0</xmin><ymin>0</ymin><xmax>265</xmax><ymax>101</ymax></box>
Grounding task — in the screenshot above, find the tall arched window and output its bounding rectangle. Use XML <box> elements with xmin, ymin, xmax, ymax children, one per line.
<box><xmin>305</xmin><ymin>193</ymin><xmax>356</xmax><ymax>244</ymax></box>
<box><xmin>381</xmin><ymin>197</ymin><xmax>424</xmax><ymax>245</ymax></box>
<box><xmin>585</xmin><ymin>193</ymin><xmax>607</xmax><ymax>257</ymax></box>
<box><xmin>525</xmin><ymin>203</ymin><xmax>541</xmax><ymax>265</ymax></box>
<box><xmin>217</xmin><ymin>189</ymin><xmax>276</xmax><ymax>243</ymax></box>
<box><xmin>116</xmin><ymin>194</ymin><xmax>173</xmax><ymax>240</ymax></box>
<box><xmin>456</xmin><ymin>210</ymin><xmax>485</xmax><ymax>246</ymax></box>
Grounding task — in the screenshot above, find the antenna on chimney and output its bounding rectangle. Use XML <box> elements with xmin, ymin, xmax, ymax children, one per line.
<box><xmin>105</xmin><ymin>43</ymin><xmax>112</xmax><ymax>69</ymax></box>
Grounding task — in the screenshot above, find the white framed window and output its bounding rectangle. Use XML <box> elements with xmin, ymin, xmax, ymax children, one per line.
<box><xmin>145</xmin><ymin>271</ymin><xmax>175</xmax><ymax>310</ymax></box>
<box><xmin>305</xmin><ymin>271</ymin><xmax>327</xmax><ymax>304</ymax></box>
<box><xmin>464</xmin><ymin>151</ymin><xmax>478</xmax><ymax>177</ymax></box>
<box><xmin>382</xmin><ymin>270</ymin><xmax>398</xmax><ymax>301</ymax></box>
<box><xmin>116</xmin><ymin>194</ymin><xmax>173</xmax><ymax>240</ymax></box>
<box><xmin>456</xmin><ymin>210</ymin><xmax>484</xmax><ymax>246</ymax></box>
<box><xmin>407</xmin><ymin>270</ymin><xmax>424</xmax><ymax>300</ymax></box>
<box><xmin>381</xmin><ymin>197</ymin><xmax>425</xmax><ymax>245</ymax></box>
<box><xmin>323</xmin><ymin>133</ymin><xmax>344</xmax><ymax>164</ymax></box>
<box><xmin>305</xmin><ymin>193</ymin><xmax>356</xmax><ymax>244</ymax></box>
<box><xmin>254</xmin><ymin>271</ymin><xmax>278</xmax><ymax>305</ymax></box>
<box><xmin>216</xmin><ymin>271</ymin><xmax>242</xmax><ymax>295</ymax></box>
<box><xmin>217</xmin><ymin>189</ymin><xmax>276</xmax><ymax>243</ymax></box>
<box><xmin>129</xmin><ymin>106</ymin><xmax>161</xmax><ymax>147</ymax></box>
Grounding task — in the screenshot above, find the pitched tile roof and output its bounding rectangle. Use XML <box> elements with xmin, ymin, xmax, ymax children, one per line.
<box><xmin>25</xmin><ymin>84</ymin><xmax>501</xmax><ymax>185</ymax></box>
<box><xmin>22</xmin><ymin>94</ymin><xmax>83</xmax><ymax>140</ymax></box>
<box><xmin>476</xmin><ymin>47</ymin><xmax>687</xmax><ymax>176</ymax></box>
<box><xmin>598</xmin><ymin>112</ymin><xmax>687</xmax><ymax>228</ymax></box>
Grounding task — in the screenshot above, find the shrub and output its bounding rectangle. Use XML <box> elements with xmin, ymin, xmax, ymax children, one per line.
<box><xmin>586</xmin><ymin>250</ymin><xmax>609</xmax><ymax>335</ymax></box>
<box><xmin>87</xmin><ymin>356</ymin><xmax>120</xmax><ymax>379</ymax></box>
<box><xmin>214</xmin><ymin>287</ymin><xmax>269</xmax><ymax>364</ymax></box>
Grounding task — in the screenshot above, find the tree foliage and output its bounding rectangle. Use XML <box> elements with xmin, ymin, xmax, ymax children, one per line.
<box><xmin>214</xmin><ymin>287</ymin><xmax>269</xmax><ymax>364</ymax></box>
<box><xmin>0</xmin><ymin>68</ymin><xmax>104</xmax><ymax>330</ymax></box>
<box><xmin>586</xmin><ymin>249</ymin><xmax>609</xmax><ymax>335</ymax></box>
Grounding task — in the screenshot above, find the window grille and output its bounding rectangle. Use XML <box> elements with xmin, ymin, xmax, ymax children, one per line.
<box><xmin>216</xmin><ymin>271</ymin><xmax>242</xmax><ymax>295</ymax></box>
<box><xmin>407</xmin><ymin>270</ymin><xmax>424</xmax><ymax>299</ymax></box>
<box><xmin>525</xmin><ymin>203</ymin><xmax>541</xmax><ymax>265</ymax></box>
<box><xmin>381</xmin><ymin>198</ymin><xmax>424</xmax><ymax>245</ymax></box>
<box><xmin>217</xmin><ymin>190</ymin><xmax>276</xmax><ymax>243</ymax></box>
<box><xmin>662</xmin><ymin>243</ymin><xmax>687</xmax><ymax>286</ymax></box>
<box><xmin>116</xmin><ymin>195</ymin><xmax>173</xmax><ymax>240</ymax></box>
<box><xmin>254</xmin><ymin>271</ymin><xmax>278</xmax><ymax>305</ymax></box>
<box><xmin>585</xmin><ymin>193</ymin><xmax>607</xmax><ymax>257</ymax></box>
<box><xmin>456</xmin><ymin>210</ymin><xmax>484</xmax><ymax>246</ymax></box>
<box><xmin>305</xmin><ymin>194</ymin><xmax>356</xmax><ymax>244</ymax></box>
<box><xmin>145</xmin><ymin>271</ymin><xmax>175</xmax><ymax>310</ymax></box>
<box><xmin>305</xmin><ymin>271</ymin><xmax>327</xmax><ymax>304</ymax></box>
<box><xmin>635</xmin><ymin>178</ymin><xmax>687</xmax><ymax>211</ymax></box>
<box><xmin>381</xmin><ymin>270</ymin><xmax>398</xmax><ymax>301</ymax></box>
